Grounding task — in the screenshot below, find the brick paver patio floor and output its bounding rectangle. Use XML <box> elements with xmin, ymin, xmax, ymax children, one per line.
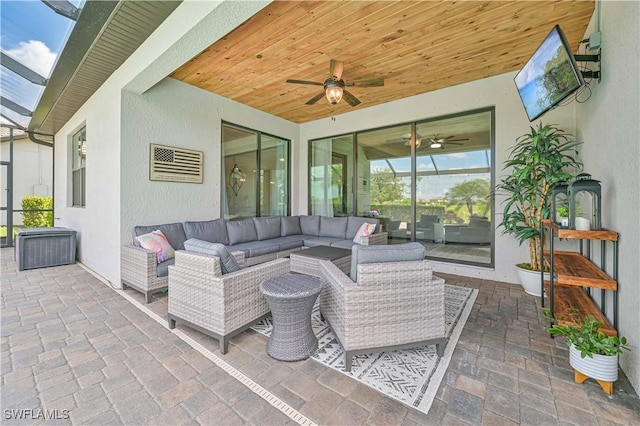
<box><xmin>2</xmin><ymin>247</ymin><xmax>638</xmax><ymax>425</ymax></box>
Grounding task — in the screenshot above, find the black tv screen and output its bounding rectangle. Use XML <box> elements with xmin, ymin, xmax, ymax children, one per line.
<box><xmin>514</xmin><ymin>25</ymin><xmax>584</xmax><ymax>121</ymax></box>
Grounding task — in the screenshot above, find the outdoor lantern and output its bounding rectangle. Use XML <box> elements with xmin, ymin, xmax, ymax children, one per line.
<box><xmin>551</xmin><ymin>182</ymin><xmax>569</xmax><ymax>227</ymax></box>
<box><xmin>229</xmin><ymin>164</ymin><xmax>246</xmax><ymax>196</ymax></box>
<box><xmin>568</xmin><ymin>173</ymin><xmax>602</xmax><ymax>230</ymax></box>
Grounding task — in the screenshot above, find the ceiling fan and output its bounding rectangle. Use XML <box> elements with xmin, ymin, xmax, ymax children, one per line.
<box><xmin>387</xmin><ymin>133</ymin><xmax>469</xmax><ymax>149</ymax></box>
<box><xmin>286</xmin><ymin>59</ymin><xmax>384</xmax><ymax>107</ymax></box>
<box><xmin>426</xmin><ymin>134</ymin><xmax>469</xmax><ymax>149</ymax></box>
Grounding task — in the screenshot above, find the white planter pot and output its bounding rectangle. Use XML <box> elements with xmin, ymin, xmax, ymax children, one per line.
<box><xmin>516</xmin><ymin>265</ymin><xmax>549</xmax><ymax>297</ymax></box>
<box><xmin>569</xmin><ymin>344</ymin><xmax>618</xmax><ymax>382</ymax></box>
<box><xmin>575</xmin><ymin>216</ymin><xmax>591</xmax><ymax>230</ymax></box>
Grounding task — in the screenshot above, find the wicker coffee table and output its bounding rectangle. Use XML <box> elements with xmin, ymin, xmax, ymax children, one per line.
<box><xmin>260</xmin><ymin>273</ymin><xmax>322</xmax><ymax>361</ymax></box>
<box><xmin>290</xmin><ymin>246</ymin><xmax>351</xmax><ymax>277</ymax></box>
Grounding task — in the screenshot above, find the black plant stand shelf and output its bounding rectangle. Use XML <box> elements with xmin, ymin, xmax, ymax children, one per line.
<box><xmin>541</xmin><ymin>219</ymin><xmax>618</xmax><ymax>336</ymax></box>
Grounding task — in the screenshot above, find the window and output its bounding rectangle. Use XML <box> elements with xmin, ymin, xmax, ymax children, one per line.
<box><xmin>222</xmin><ymin>123</ymin><xmax>290</xmax><ymax>219</ymax></box>
<box><xmin>308</xmin><ymin>108</ymin><xmax>494</xmax><ymax>267</ymax></box>
<box><xmin>71</xmin><ymin>127</ymin><xmax>86</xmax><ymax>207</ymax></box>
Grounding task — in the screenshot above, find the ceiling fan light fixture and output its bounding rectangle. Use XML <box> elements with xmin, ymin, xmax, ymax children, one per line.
<box><xmin>430</xmin><ymin>142</ymin><xmax>442</xmax><ymax>149</ymax></box>
<box><xmin>324</xmin><ymin>81</ymin><xmax>344</xmax><ymax>105</ymax></box>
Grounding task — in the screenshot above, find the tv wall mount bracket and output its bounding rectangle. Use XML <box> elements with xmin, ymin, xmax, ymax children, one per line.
<box><xmin>575</xmin><ymin>53</ymin><xmax>601</xmax><ymax>82</ymax></box>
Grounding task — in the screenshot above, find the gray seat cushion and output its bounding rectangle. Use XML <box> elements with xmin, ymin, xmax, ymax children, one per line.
<box><xmin>156</xmin><ymin>258</ymin><xmax>175</xmax><ymax>277</ymax></box>
<box><xmin>227</xmin><ymin>240</ymin><xmax>280</xmax><ymax>258</ymax></box>
<box><xmin>300</xmin><ymin>215</ymin><xmax>320</xmax><ymax>236</ymax></box>
<box><xmin>303</xmin><ymin>237</ymin><xmax>344</xmax><ymax>248</ymax></box>
<box><xmin>346</xmin><ymin>217</ymin><xmax>380</xmax><ymax>239</ymax></box>
<box><xmin>183</xmin><ymin>218</ymin><xmax>229</xmax><ymax>245</ymax></box>
<box><xmin>253</xmin><ymin>217</ymin><xmax>281</xmax><ymax>240</ymax></box>
<box><xmin>319</xmin><ymin>216</ymin><xmax>348</xmax><ymax>238</ymax></box>
<box><xmin>183</xmin><ymin>239</ymin><xmax>242</xmax><ymax>274</ymax></box>
<box><xmin>350</xmin><ymin>242</ymin><xmax>425</xmax><ymax>281</ymax></box>
<box><xmin>226</xmin><ymin>218</ymin><xmax>258</xmax><ymax>245</ymax></box>
<box><xmin>134</xmin><ymin>222</ymin><xmax>187</xmax><ymax>250</ymax></box>
<box><xmin>281</xmin><ymin>216</ymin><xmax>302</xmax><ymax>236</ymax></box>
<box><xmin>330</xmin><ymin>239</ymin><xmax>356</xmax><ymax>249</ymax></box>
<box><xmin>268</xmin><ymin>235</ymin><xmax>305</xmax><ymax>251</ymax></box>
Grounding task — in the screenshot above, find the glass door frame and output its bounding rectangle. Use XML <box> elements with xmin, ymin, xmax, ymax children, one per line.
<box><xmin>221</xmin><ymin>121</ymin><xmax>291</xmax><ymax>218</ymax></box>
<box><xmin>1</xmin><ymin>161</ymin><xmax>12</xmax><ymax>247</ymax></box>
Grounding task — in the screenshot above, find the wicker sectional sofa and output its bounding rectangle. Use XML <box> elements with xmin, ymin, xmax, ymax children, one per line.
<box><xmin>121</xmin><ymin>215</ymin><xmax>387</xmax><ymax>302</ymax></box>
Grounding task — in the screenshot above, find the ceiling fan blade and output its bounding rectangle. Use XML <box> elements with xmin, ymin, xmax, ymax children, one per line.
<box><xmin>347</xmin><ymin>78</ymin><xmax>384</xmax><ymax>87</ymax></box>
<box><xmin>447</xmin><ymin>138</ymin><xmax>469</xmax><ymax>142</ymax></box>
<box><xmin>286</xmin><ymin>79</ymin><xmax>323</xmax><ymax>86</ymax></box>
<box><xmin>330</xmin><ymin>59</ymin><xmax>344</xmax><ymax>80</ymax></box>
<box><xmin>342</xmin><ymin>89</ymin><xmax>361</xmax><ymax>107</ymax></box>
<box><xmin>305</xmin><ymin>92</ymin><xmax>326</xmax><ymax>105</ymax></box>
<box><xmin>387</xmin><ymin>137</ymin><xmax>407</xmax><ymax>144</ymax></box>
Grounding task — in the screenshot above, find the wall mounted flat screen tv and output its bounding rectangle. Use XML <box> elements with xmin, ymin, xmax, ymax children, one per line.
<box><xmin>514</xmin><ymin>25</ymin><xmax>584</xmax><ymax>121</ymax></box>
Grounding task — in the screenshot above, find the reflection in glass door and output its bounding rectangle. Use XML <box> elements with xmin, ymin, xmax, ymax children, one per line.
<box><xmin>260</xmin><ymin>135</ymin><xmax>289</xmax><ymax>216</ymax></box>
<box><xmin>309</xmin><ymin>135</ymin><xmax>354</xmax><ymax>216</ymax></box>
<box><xmin>356</xmin><ymin>124</ymin><xmax>412</xmax><ymax>243</ymax></box>
<box><xmin>415</xmin><ymin>109</ymin><xmax>492</xmax><ymax>265</ymax></box>
<box><xmin>222</xmin><ymin>125</ymin><xmax>258</xmax><ymax>220</ymax></box>
<box><xmin>222</xmin><ymin>123</ymin><xmax>290</xmax><ymax>219</ymax></box>
<box><xmin>307</xmin><ymin>108</ymin><xmax>494</xmax><ymax>266</ymax></box>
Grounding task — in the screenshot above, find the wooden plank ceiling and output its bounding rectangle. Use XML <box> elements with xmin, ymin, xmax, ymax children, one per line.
<box><xmin>171</xmin><ymin>0</ymin><xmax>594</xmax><ymax>124</ymax></box>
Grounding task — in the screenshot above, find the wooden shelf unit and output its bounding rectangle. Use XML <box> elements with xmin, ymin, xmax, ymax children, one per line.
<box><xmin>543</xmin><ymin>283</ymin><xmax>617</xmax><ymax>336</ymax></box>
<box><xmin>542</xmin><ymin>220</ymin><xmax>619</xmax><ymax>334</ymax></box>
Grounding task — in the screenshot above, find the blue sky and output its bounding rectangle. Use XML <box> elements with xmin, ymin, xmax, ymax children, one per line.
<box><xmin>1</xmin><ymin>0</ymin><xmax>81</xmax><ymax>125</ymax></box>
<box><xmin>515</xmin><ymin>27</ymin><xmax>562</xmax><ymax>88</ymax></box>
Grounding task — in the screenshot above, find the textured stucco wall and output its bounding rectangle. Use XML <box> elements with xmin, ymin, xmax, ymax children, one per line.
<box><xmin>300</xmin><ymin>71</ymin><xmax>576</xmax><ymax>285</ymax></box>
<box><xmin>575</xmin><ymin>0</ymin><xmax>640</xmax><ymax>394</ymax></box>
<box><xmin>120</xmin><ymin>78</ymin><xmax>299</xmax><ymax>258</ymax></box>
<box><xmin>52</xmin><ymin>0</ymin><xmax>272</xmax><ymax>286</ymax></box>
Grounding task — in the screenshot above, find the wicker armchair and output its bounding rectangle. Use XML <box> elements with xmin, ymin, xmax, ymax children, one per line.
<box><xmin>167</xmin><ymin>250</ymin><xmax>290</xmax><ymax>354</ymax></box>
<box><xmin>318</xmin><ymin>255</ymin><xmax>446</xmax><ymax>371</ymax></box>
<box><xmin>121</xmin><ymin>245</ymin><xmax>245</xmax><ymax>303</ymax></box>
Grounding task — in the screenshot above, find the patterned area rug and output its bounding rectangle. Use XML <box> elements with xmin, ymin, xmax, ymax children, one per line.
<box><xmin>252</xmin><ymin>284</ymin><xmax>478</xmax><ymax>416</ymax></box>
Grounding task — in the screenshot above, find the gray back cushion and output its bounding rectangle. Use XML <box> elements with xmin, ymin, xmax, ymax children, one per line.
<box><xmin>300</xmin><ymin>215</ymin><xmax>321</xmax><ymax>236</ymax></box>
<box><xmin>183</xmin><ymin>219</ymin><xmax>229</xmax><ymax>245</ymax></box>
<box><xmin>226</xmin><ymin>219</ymin><xmax>258</xmax><ymax>245</ymax></box>
<box><xmin>419</xmin><ymin>215</ymin><xmax>439</xmax><ymax>228</ymax></box>
<box><xmin>350</xmin><ymin>242</ymin><xmax>425</xmax><ymax>281</ymax></box>
<box><xmin>319</xmin><ymin>216</ymin><xmax>348</xmax><ymax>238</ymax></box>
<box><xmin>346</xmin><ymin>216</ymin><xmax>380</xmax><ymax>239</ymax></box>
<box><xmin>133</xmin><ymin>222</ymin><xmax>187</xmax><ymax>250</ymax></box>
<box><xmin>184</xmin><ymin>239</ymin><xmax>242</xmax><ymax>274</ymax></box>
<box><xmin>469</xmin><ymin>216</ymin><xmax>490</xmax><ymax>228</ymax></box>
<box><xmin>281</xmin><ymin>216</ymin><xmax>302</xmax><ymax>236</ymax></box>
<box><xmin>253</xmin><ymin>217</ymin><xmax>281</xmax><ymax>240</ymax></box>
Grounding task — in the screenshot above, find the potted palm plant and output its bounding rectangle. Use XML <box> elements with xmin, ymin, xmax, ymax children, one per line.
<box><xmin>545</xmin><ymin>311</ymin><xmax>629</xmax><ymax>394</ymax></box>
<box><xmin>496</xmin><ymin>123</ymin><xmax>582</xmax><ymax>296</ymax></box>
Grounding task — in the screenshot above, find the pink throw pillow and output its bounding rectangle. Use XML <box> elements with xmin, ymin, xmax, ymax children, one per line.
<box><xmin>353</xmin><ymin>222</ymin><xmax>376</xmax><ymax>244</ymax></box>
<box><xmin>135</xmin><ymin>230</ymin><xmax>175</xmax><ymax>263</ymax></box>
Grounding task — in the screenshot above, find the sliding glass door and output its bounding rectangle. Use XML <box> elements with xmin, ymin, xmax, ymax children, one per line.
<box><xmin>260</xmin><ymin>135</ymin><xmax>289</xmax><ymax>216</ymax></box>
<box><xmin>308</xmin><ymin>107</ymin><xmax>494</xmax><ymax>266</ymax></box>
<box><xmin>309</xmin><ymin>135</ymin><xmax>354</xmax><ymax>217</ymax></box>
<box><xmin>222</xmin><ymin>123</ymin><xmax>290</xmax><ymax>219</ymax></box>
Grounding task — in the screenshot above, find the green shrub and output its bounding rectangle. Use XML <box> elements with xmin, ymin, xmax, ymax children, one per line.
<box><xmin>21</xmin><ymin>196</ymin><xmax>53</xmax><ymax>228</ymax></box>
